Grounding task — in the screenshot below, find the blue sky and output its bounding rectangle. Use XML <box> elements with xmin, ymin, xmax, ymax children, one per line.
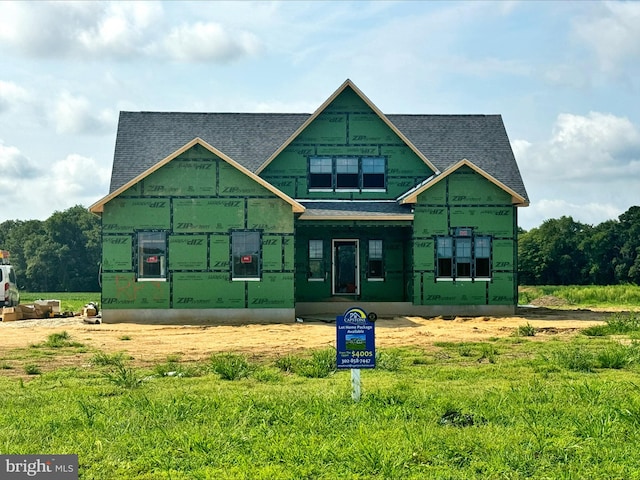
<box><xmin>0</xmin><ymin>1</ymin><xmax>638</xmax><ymax>230</ymax></box>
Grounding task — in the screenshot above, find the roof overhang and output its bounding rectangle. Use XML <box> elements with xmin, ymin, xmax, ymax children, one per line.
<box><xmin>399</xmin><ymin>158</ymin><xmax>529</xmax><ymax>207</ymax></box>
<box><xmin>89</xmin><ymin>137</ymin><xmax>305</xmax><ymax>215</ymax></box>
<box><xmin>298</xmin><ymin>214</ymin><xmax>414</xmax><ymax>221</ymax></box>
<box><xmin>255</xmin><ymin>79</ymin><xmax>439</xmax><ymax>175</ymax></box>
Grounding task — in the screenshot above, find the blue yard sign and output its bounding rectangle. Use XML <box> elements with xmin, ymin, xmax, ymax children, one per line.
<box><xmin>336</xmin><ymin>307</ymin><xmax>376</xmax><ymax>369</ymax></box>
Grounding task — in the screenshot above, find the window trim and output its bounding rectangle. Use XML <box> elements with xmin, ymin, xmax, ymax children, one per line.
<box><xmin>231</xmin><ymin>230</ymin><xmax>262</xmax><ymax>281</ymax></box>
<box><xmin>308</xmin><ymin>239</ymin><xmax>325</xmax><ymax>282</ymax></box>
<box><xmin>308</xmin><ymin>156</ymin><xmax>387</xmax><ymax>193</ymax></box>
<box><xmin>435</xmin><ymin>230</ymin><xmax>492</xmax><ymax>281</ymax></box>
<box><xmin>137</xmin><ymin>231</ymin><xmax>167</xmax><ymax>281</ymax></box>
<box><xmin>367</xmin><ymin>239</ymin><xmax>384</xmax><ymax>281</ymax></box>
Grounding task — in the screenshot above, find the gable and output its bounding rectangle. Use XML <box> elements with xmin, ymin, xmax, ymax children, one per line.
<box><xmin>90</xmin><ymin>138</ymin><xmax>305</xmax><ymax>215</ymax></box>
<box><xmin>97</xmin><ymin>80</ymin><xmax>528</xmax><ymax>212</ymax></box>
<box><xmin>259</xmin><ymin>82</ymin><xmax>437</xmax><ymax>200</ymax></box>
<box><xmin>401</xmin><ymin>159</ymin><xmax>527</xmax><ymax>206</ymax></box>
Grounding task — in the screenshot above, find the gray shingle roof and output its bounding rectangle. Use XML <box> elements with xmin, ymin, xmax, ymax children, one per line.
<box><xmin>109</xmin><ymin>111</ymin><xmax>528</xmax><ymax>203</ymax></box>
<box><xmin>299</xmin><ymin>201</ymin><xmax>413</xmax><ymax>219</ymax></box>
<box><xmin>387</xmin><ymin>114</ymin><xmax>528</xmax><ymax>202</ymax></box>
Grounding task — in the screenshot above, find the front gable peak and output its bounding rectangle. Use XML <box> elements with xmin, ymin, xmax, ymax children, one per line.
<box><xmin>255</xmin><ymin>79</ymin><xmax>438</xmax><ymax>174</ymax></box>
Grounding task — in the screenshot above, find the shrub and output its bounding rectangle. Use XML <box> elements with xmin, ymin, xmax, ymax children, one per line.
<box><xmin>297</xmin><ymin>348</ymin><xmax>336</xmax><ymax>378</ymax></box>
<box><xmin>210</xmin><ymin>353</ymin><xmax>252</xmax><ymax>380</ymax></box>
<box><xmin>582</xmin><ymin>324</ymin><xmax>610</xmax><ymax>337</ymax></box>
<box><xmin>515</xmin><ymin>323</ymin><xmax>536</xmax><ymax>337</ymax></box>
<box><xmin>103</xmin><ymin>357</ymin><xmax>141</xmax><ymax>388</ymax></box>
<box><xmin>582</xmin><ymin>313</ymin><xmax>640</xmax><ymax>337</ymax></box>
<box><xmin>274</xmin><ymin>354</ymin><xmax>299</xmax><ymax>373</ymax></box>
<box><xmin>478</xmin><ymin>344</ymin><xmax>498</xmax><ymax>363</ymax></box>
<box><xmin>554</xmin><ymin>346</ymin><xmax>595</xmax><ymax>372</ymax></box>
<box><xmin>458</xmin><ymin>344</ymin><xmax>474</xmax><ymax>357</ymax></box>
<box><xmin>92</xmin><ymin>352</ymin><xmax>129</xmax><ymax>366</ymax></box>
<box><xmin>597</xmin><ymin>343</ymin><xmax>632</xmax><ymax>369</ymax></box>
<box><xmin>43</xmin><ymin>331</ymin><xmax>83</xmax><ymax>348</ymax></box>
<box><xmin>376</xmin><ymin>350</ymin><xmax>403</xmax><ymax>371</ymax></box>
<box><xmin>24</xmin><ymin>364</ymin><xmax>41</xmax><ymax>375</ymax></box>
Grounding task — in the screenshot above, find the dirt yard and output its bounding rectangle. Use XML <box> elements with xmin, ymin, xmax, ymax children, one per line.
<box><xmin>0</xmin><ymin>303</ymin><xmax>623</xmax><ymax>372</ymax></box>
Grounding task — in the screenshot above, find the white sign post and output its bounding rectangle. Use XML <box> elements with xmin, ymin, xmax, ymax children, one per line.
<box><xmin>336</xmin><ymin>307</ymin><xmax>376</xmax><ymax>403</ymax></box>
<box><xmin>351</xmin><ymin>368</ymin><xmax>361</xmax><ymax>402</ymax></box>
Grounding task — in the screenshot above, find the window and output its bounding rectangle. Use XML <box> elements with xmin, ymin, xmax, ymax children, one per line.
<box><xmin>436</xmin><ymin>230</ymin><xmax>492</xmax><ymax>280</ymax></box>
<box><xmin>436</xmin><ymin>237</ymin><xmax>453</xmax><ymax>277</ymax></box>
<box><xmin>308</xmin><ymin>240</ymin><xmax>324</xmax><ymax>280</ymax></box>
<box><xmin>368</xmin><ymin>240</ymin><xmax>384</xmax><ymax>279</ymax></box>
<box><xmin>231</xmin><ymin>231</ymin><xmax>261</xmax><ymax>280</ymax></box>
<box><xmin>309</xmin><ymin>157</ymin><xmax>332</xmax><ymax>189</ymax></box>
<box><xmin>362</xmin><ymin>157</ymin><xmax>385</xmax><ymax>189</ymax></box>
<box><xmin>138</xmin><ymin>232</ymin><xmax>166</xmax><ymax>280</ymax></box>
<box><xmin>336</xmin><ymin>158</ymin><xmax>359</xmax><ymax>189</ymax></box>
<box><xmin>475</xmin><ymin>236</ymin><xmax>491</xmax><ymax>277</ymax></box>
<box><xmin>308</xmin><ymin>156</ymin><xmax>386</xmax><ymax>192</ymax></box>
<box><xmin>456</xmin><ymin>237</ymin><xmax>472</xmax><ymax>277</ymax></box>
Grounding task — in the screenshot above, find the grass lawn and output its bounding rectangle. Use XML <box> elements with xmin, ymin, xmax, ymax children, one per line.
<box><xmin>2</xmin><ymin>312</ymin><xmax>640</xmax><ymax>478</ymax></box>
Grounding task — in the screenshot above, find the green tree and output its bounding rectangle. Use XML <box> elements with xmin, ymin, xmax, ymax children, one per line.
<box><xmin>518</xmin><ymin>216</ymin><xmax>590</xmax><ymax>285</ymax></box>
<box><xmin>616</xmin><ymin>206</ymin><xmax>640</xmax><ymax>284</ymax></box>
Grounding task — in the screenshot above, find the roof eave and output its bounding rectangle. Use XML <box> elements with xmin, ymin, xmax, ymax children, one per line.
<box><xmin>88</xmin><ymin>137</ymin><xmax>305</xmax><ymax>215</ymax></box>
<box><xmin>298</xmin><ymin>214</ymin><xmax>414</xmax><ymax>221</ymax></box>
<box><xmin>399</xmin><ymin>158</ymin><xmax>527</xmax><ymax>206</ymax></box>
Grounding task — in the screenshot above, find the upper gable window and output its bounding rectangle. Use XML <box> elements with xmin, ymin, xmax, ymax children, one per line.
<box><xmin>309</xmin><ymin>157</ymin><xmax>333</xmax><ymax>189</ymax></box>
<box><xmin>362</xmin><ymin>157</ymin><xmax>385</xmax><ymax>189</ymax></box>
<box><xmin>308</xmin><ymin>156</ymin><xmax>386</xmax><ymax>192</ymax></box>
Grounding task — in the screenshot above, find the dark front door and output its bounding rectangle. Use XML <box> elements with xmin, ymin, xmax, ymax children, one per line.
<box><xmin>332</xmin><ymin>239</ymin><xmax>359</xmax><ymax>295</ymax></box>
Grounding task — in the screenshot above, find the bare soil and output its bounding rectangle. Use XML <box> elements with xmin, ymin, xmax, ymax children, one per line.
<box><xmin>0</xmin><ymin>305</ymin><xmax>627</xmax><ymax>378</ymax></box>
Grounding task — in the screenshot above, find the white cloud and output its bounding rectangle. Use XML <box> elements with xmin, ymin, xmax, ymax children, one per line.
<box><xmin>50</xmin><ymin>154</ymin><xmax>111</xmax><ymax>199</ymax></box>
<box><xmin>0</xmin><ymin>141</ymin><xmax>40</xmax><ymax>179</ymax></box>
<box><xmin>51</xmin><ymin>92</ymin><xmax>116</xmax><ymax>135</ymax></box>
<box><xmin>518</xmin><ymin>111</ymin><xmax>640</xmax><ymax>181</ymax></box>
<box><xmin>0</xmin><ymin>144</ymin><xmax>109</xmax><ymax>222</ymax></box>
<box><xmin>514</xmin><ymin>111</ymin><xmax>640</xmax><ymax>229</ymax></box>
<box><xmin>77</xmin><ymin>2</ymin><xmax>163</xmax><ymax>57</ymax></box>
<box><xmin>162</xmin><ymin>22</ymin><xmax>262</xmax><ymax>62</ymax></box>
<box><xmin>0</xmin><ymin>2</ymin><xmax>261</xmax><ymax>63</ymax></box>
<box><xmin>572</xmin><ymin>1</ymin><xmax>640</xmax><ymax>74</ymax></box>
<box><xmin>0</xmin><ymin>80</ymin><xmax>30</xmax><ymax>113</ymax></box>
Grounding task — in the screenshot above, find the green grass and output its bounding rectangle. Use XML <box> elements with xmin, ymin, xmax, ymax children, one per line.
<box><xmin>4</xmin><ymin>334</ymin><xmax>640</xmax><ymax>478</ymax></box>
<box><xmin>582</xmin><ymin>312</ymin><xmax>640</xmax><ymax>337</ymax></box>
<box><xmin>519</xmin><ymin>284</ymin><xmax>640</xmax><ymax>308</ymax></box>
<box><xmin>19</xmin><ymin>292</ymin><xmax>99</xmax><ymax>313</ymax></box>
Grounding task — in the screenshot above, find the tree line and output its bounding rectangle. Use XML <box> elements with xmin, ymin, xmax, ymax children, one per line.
<box><xmin>0</xmin><ymin>205</ymin><xmax>101</xmax><ymax>292</ymax></box>
<box><xmin>0</xmin><ymin>204</ymin><xmax>638</xmax><ymax>292</ymax></box>
<box><xmin>518</xmin><ymin>206</ymin><xmax>640</xmax><ymax>285</ymax></box>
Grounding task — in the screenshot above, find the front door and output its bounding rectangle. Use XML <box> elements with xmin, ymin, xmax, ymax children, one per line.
<box><xmin>332</xmin><ymin>239</ymin><xmax>359</xmax><ymax>295</ymax></box>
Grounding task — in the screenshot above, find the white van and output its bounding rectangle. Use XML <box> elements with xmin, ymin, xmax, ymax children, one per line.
<box><xmin>0</xmin><ymin>264</ymin><xmax>20</xmax><ymax>307</ymax></box>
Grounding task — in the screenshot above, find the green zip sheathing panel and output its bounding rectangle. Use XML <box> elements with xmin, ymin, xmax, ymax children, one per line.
<box><xmin>294</xmin><ymin>224</ymin><xmax>411</xmax><ymax>303</ymax></box>
<box><xmin>260</xmin><ymin>86</ymin><xmax>434</xmax><ymax>200</ymax></box>
<box><xmin>102</xmin><ymin>273</ymin><xmax>170</xmax><ymax>309</ymax></box>
<box><xmin>101</xmin><ymin>147</ymin><xmax>295</xmax><ymax>312</ymax></box>
<box><xmin>412</xmin><ymin>167</ymin><xmax>518</xmax><ymax>307</ymax></box>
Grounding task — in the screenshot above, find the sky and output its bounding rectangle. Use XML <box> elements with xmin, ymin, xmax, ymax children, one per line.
<box><xmin>0</xmin><ymin>1</ymin><xmax>638</xmax><ymax>231</ymax></box>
